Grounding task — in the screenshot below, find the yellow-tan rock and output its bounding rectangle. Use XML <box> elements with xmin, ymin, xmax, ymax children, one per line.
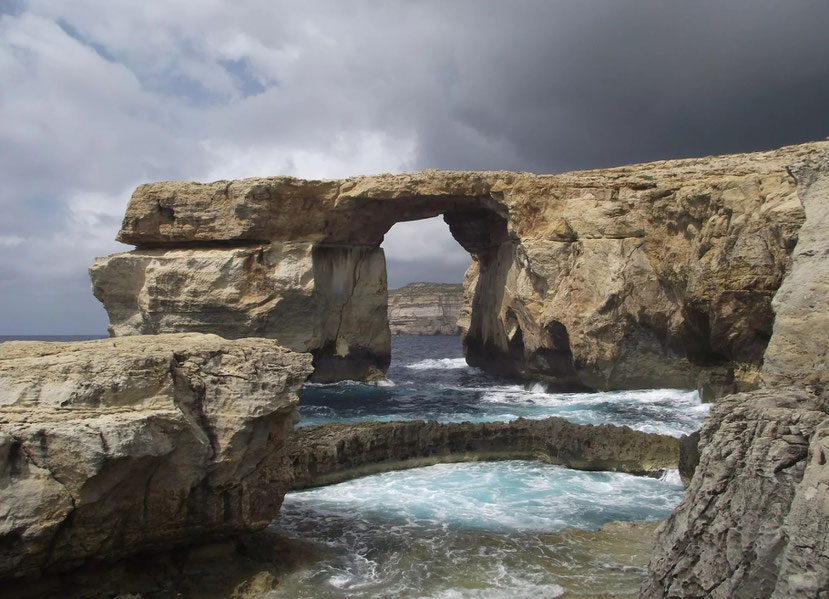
<box><xmin>0</xmin><ymin>334</ymin><xmax>312</xmax><ymax>578</ymax></box>
<box><xmin>90</xmin><ymin>141</ymin><xmax>827</xmax><ymax>393</ymax></box>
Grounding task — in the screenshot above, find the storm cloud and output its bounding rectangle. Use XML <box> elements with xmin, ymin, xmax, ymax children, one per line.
<box><xmin>1</xmin><ymin>0</ymin><xmax>827</xmax><ymax>333</ymax></box>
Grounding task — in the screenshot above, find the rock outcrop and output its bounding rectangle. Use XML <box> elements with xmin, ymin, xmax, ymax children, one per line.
<box><xmin>641</xmin><ymin>388</ymin><xmax>829</xmax><ymax>598</ymax></box>
<box><xmin>289</xmin><ymin>418</ymin><xmax>679</xmax><ymax>489</ymax></box>
<box><xmin>642</xmin><ymin>151</ymin><xmax>829</xmax><ymax>598</ymax></box>
<box><xmin>761</xmin><ymin>151</ymin><xmax>829</xmax><ymax>391</ymax></box>
<box><xmin>387</xmin><ymin>282</ymin><xmax>464</xmax><ymax>335</ymax></box>
<box><xmin>90</xmin><ymin>141</ymin><xmax>828</xmax><ymax>394</ymax></box>
<box><xmin>0</xmin><ymin>334</ymin><xmax>312</xmax><ymax>579</ymax></box>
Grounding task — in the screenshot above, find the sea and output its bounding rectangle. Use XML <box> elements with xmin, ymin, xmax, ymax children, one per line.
<box><xmin>5</xmin><ymin>334</ymin><xmax>707</xmax><ymax>597</ymax></box>
<box><xmin>275</xmin><ymin>335</ymin><xmax>707</xmax><ymax>598</ymax></box>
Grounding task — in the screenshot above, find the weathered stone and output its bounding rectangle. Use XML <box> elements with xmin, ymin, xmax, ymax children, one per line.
<box><xmin>91</xmin><ymin>243</ymin><xmax>389</xmax><ymax>383</ymax></box>
<box><xmin>641</xmin><ymin>388</ymin><xmax>829</xmax><ymax>599</ymax></box>
<box><xmin>289</xmin><ymin>418</ymin><xmax>679</xmax><ymax>489</ymax></box>
<box><xmin>772</xmin><ymin>418</ymin><xmax>829</xmax><ymax>597</ymax></box>
<box><xmin>388</xmin><ymin>282</ymin><xmax>464</xmax><ymax>335</ymax></box>
<box><xmin>91</xmin><ymin>141</ymin><xmax>827</xmax><ymax>394</ymax></box>
<box><xmin>762</xmin><ymin>151</ymin><xmax>829</xmax><ymax>391</ymax></box>
<box><xmin>0</xmin><ymin>334</ymin><xmax>312</xmax><ymax>578</ymax></box>
<box><xmin>642</xmin><ymin>149</ymin><xmax>829</xmax><ymax>599</ymax></box>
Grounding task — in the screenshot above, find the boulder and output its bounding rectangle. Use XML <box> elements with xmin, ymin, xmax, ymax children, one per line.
<box><xmin>0</xmin><ymin>334</ymin><xmax>312</xmax><ymax>578</ymax></box>
<box><xmin>678</xmin><ymin>430</ymin><xmax>700</xmax><ymax>487</ymax></box>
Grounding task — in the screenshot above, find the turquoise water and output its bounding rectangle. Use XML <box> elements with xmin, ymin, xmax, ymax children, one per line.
<box><xmin>282</xmin><ymin>336</ymin><xmax>697</xmax><ymax>597</ymax></box>
<box><xmin>271</xmin><ymin>462</ymin><xmax>685</xmax><ymax>598</ymax></box>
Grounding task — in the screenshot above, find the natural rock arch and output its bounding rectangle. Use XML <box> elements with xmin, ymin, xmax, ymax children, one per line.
<box><xmin>91</xmin><ymin>142</ymin><xmax>827</xmax><ymax>394</ymax></box>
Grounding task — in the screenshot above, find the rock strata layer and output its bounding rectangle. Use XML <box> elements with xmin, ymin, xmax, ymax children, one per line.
<box><xmin>91</xmin><ymin>141</ymin><xmax>828</xmax><ymax>394</ymax></box>
<box><xmin>288</xmin><ymin>418</ymin><xmax>679</xmax><ymax>489</ymax></box>
<box><xmin>388</xmin><ymin>282</ymin><xmax>464</xmax><ymax>335</ymax></box>
<box><xmin>0</xmin><ymin>334</ymin><xmax>312</xmax><ymax>579</ymax></box>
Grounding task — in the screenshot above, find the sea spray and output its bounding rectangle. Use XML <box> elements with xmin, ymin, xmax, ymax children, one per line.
<box><xmin>299</xmin><ymin>335</ymin><xmax>708</xmax><ymax>436</ymax></box>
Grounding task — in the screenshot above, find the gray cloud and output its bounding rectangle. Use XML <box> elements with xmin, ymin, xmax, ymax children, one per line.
<box><xmin>1</xmin><ymin>0</ymin><xmax>828</xmax><ymax>333</ymax></box>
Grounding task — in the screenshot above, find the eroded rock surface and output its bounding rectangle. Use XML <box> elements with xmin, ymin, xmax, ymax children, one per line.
<box><xmin>762</xmin><ymin>151</ymin><xmax>829</xmax><ymax>391</ymax></box>
<box><xmin>388</xmin><ymin>282</ymin><xmax>464</xmax><ymax>335</ymax></box>
<box><xmin>642</xmin><ymin>151</ymin><xmax>829</xmax><ymax>599</ymax></box>
<box><xmin>91</xmin><ymin>141</ymin><xmax>827</xmax><ymax>393</ymax></box>
<box><xmin>641</xmin><ymin>388</ymin><xmax>829</xmax><ymax>599</ymax></box>
<box><xmin>0</xmin><ymin>334</ymin><xmax>312</xmax><ymax>579</ymax></box>
<box><xmin>289</xmin><ymin>418</ymin><xmax>679</xmax><ymax>489</ymax></box>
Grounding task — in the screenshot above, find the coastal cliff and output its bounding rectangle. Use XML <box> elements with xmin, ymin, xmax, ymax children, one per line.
<box><xmin>641</xmin><ymin>151</ymin><xmax>829</xmax><ymax>598</ymax></box>
<box><xmin>0</xmin><ymin>334</ymin><xmax>312</xmax><ymax>579</ymax></box>
<box><xmin>90</xmin><ymin>141</ymin><xmax>828</xmax><ymax>395</ymax></box>
<box><xmin>58</xmin><ymin>141</ymin><xmax>829</xmax><ymax>597</ymax></box>
<box><xmin>388</xmin><ymin>282</ymin><xmax>463</xmax><ymax>335</ymax></box>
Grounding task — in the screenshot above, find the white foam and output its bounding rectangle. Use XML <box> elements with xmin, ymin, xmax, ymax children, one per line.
<box><xmin>406</xmin><ymin>357</ymin><xmax>470</xmax><ymax>370</ymax></box>
<box><xmin>372</xmin><ymin>378</ymin><xmax>396</xmax><ymax>387</ymax></box>
<box><xmin>659</xmin><ymin>469</ymin><xmax>684</xmax><ymax>486</ymax></box>
<box><xmin>481</xmin><ymin>387</ymin><xmax>700</xmax><ymax>408</ymax></box>
<box><xmin>424</xmin><ymin>582</ymin><xmax>565</xmax><ymax>599</ymax></box>
<box><xmin>303</xmin><ymin>378</ymin><xmax>396</xmax><ymax>388</ymax></box>
<box><xmin>285</xmin><ymin>461</ymin><xmax>686</xmax><ymax>533</ymax></box>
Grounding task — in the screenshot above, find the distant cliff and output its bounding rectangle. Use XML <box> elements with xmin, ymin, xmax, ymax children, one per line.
<box><xmin>388</xmin><ymin>282</ymin><xmax>463</xmax><ymax>335</ymax></box>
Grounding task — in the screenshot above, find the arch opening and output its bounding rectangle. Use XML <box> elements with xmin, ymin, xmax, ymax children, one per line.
<box><xmin>308</xmin><ymin>200</ymin><xmax>515</xmax><ymax>383</ymax></box>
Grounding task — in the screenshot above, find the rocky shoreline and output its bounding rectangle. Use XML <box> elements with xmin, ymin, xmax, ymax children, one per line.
<box><xmin>0</xmin><ymin>142</ymin><xmax>827</xmax><ymax>597</ymax></box>
<box><xmin>0</xmin><ymin>334</ymin><xmax>312</xmax><ymax>579</ymax></box>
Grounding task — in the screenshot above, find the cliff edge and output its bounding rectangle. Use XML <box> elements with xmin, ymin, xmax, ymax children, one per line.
<box><xmin>91</xmin><ymin>141</ymin><xmax>828</xmax><ymax>394</ymax></box>
<box><xmin>388</xmin><ymin>282</ymin><xmax>463</xmax><ymax>335</ymax></box>
<box><xmin>641</xmin><ymin>150</ymin><xmax>829</xmax><ymax>598</ymax></box>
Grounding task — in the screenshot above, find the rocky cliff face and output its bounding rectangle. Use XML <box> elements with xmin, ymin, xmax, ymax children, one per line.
<box><xmin>0</xmin><ymin>334</ymin><xmax>312</xmax><ymax>578</ymax></box>
<box><xmin>642</xmin><ymin>151</ymin><xmax>829</xmax><ymax>598</ymax></box>
<box><xmin>289</xmin><ymin>418</ymin><xmax>679</xmax><ymax>489</ymax></box>
<box><xmin>641</xmin><ymin>388</ymin><xmax>829</xmax><ymax>599</ymax></box>
<box><xmin>90</xmin><ymin>141</ymin><xmax>827</xmax><ymax>393</ymax></box>
<box><xmin>387</xmin><ymin>282</ymin><xmax>464</xmax><ymax>335</ymax></box>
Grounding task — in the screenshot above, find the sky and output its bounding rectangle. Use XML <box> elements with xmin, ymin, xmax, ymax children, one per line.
<box><xmin>1</xmin><ymin>1</ymin><xmax>828</xmax><ymax>334</ymax></box>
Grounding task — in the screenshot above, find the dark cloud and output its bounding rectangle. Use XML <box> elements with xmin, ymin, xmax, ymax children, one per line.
<box><xmin>408</xmin><ymin>0</ymin><xmax>829</xmax><ymax>172</ymax></box>
<box><xmin>1</xmin><ymin>0</ymin><xmax>828</xmax><ymax>333</ymax></box>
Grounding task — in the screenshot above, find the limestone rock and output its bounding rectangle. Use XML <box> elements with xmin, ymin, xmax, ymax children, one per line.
<box><xmin>387</xmin><ymin>282</ymin><xmax>464</xmax><ymax>335</ymax></box>
<box><xmin>288</xmin><ymin>418</ymin><xmax>679</xmax><ymax>489</ymax></box>
<box><xmin>762</xmin><ymin>151</ymin><xmax>829</xmax><ymax>391</ymax></box>
<box><xmin>641</xmin><ymin>150</ymin><xmax>829</xmax><ymax>598</ymax></box>
<box><xmin>91</xmin><ymin>141</ymin><xmax>827</xmax><ymax>392</ymax></box>
<box><xmin>91</xmin><ymin>243</ymin><xmax>389</xmax><ymax>383</ymax></box>
<box><xmin>641</xmin><ymin>388</ymin><xmax>829</xmax><ymax>599</ymax></box>
<box><xmin>0</xmin><ymin>334</ymin><xmax>312</xmax><ymax>578</ymax></box>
